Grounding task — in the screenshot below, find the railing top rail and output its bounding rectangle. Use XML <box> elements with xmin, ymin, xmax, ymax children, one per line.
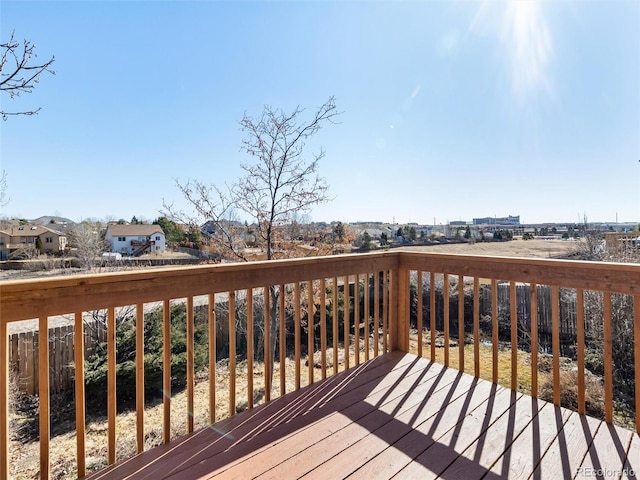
<box><xmin>0</xmin><ymin>252</ymin><xmax>399</xmax><ymax>323</ymax></box>
<box><xmin>398</xmin><ymin>250</ymin><xmax>640</xmax><ymax>295</ymax></box>
<box><xmin>2</xmin><ymin>250</ymin><xmax>639</xmax><ymax>324</ymax></box>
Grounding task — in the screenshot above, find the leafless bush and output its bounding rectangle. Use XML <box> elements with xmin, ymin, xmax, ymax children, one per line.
<box><xmin>539</xmin><ymin>370</ymin><xmax>605</xmax><ymax>420</ymax></box>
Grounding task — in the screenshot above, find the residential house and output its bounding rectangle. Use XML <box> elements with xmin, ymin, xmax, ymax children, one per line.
<box><xmin>105</xmin><ymin>224</ymin><xmax>166</xmax><ymax>256</ymax></box>
<box><xmin>0</xmin><ymin>225</ymin><xmax>68</xmax><ymax>260</ymax></box>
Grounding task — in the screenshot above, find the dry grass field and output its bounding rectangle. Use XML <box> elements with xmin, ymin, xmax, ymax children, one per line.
<box><xmin>400</xmin><ymin>238</ymin><xmax>580</xmax><ymax>259</ymax></box>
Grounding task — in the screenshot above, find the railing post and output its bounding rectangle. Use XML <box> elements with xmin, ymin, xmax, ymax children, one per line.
<box><xmin>1</xmin><ymin>319</ymin><xmax>8</xmax><ymax>480</ymax></box>
<box><xmin>390</xmin><ymin>267</ymin><xmax>410</xmax><ymax>352</ymax></box>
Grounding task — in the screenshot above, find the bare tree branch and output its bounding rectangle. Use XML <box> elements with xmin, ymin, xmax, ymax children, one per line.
<box><xmin>1</xmin><ymin>31</ymin><xmax>55</xmax><ymax>120</ymax></box>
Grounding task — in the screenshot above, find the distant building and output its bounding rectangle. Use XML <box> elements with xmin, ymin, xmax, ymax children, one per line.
<box><xmin>604</xmin><ymin>232</ymin><xmax>640</xmax><ymax>258</ymax></box>
<box><xmin>473</xmin><ymin>215</ymin><xmax>520</xmax><ymax>226</ymax></box>
<box><xmin>105</xmin><ymin>224</ymin><xmax>166</xmax><ymax>256</ymax></box>
<box><xmin>0</xmin><ymin>225</ymin><xmax>68</xmax><ymax>260</ymax></box>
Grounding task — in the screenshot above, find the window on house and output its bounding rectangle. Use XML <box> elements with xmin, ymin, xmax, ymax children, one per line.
<box><xmin>45</xmin><ymin>237</ymin><xmax>53</xmax><ymax>243</ymax></box>
<box><xmin>118</xmin><ymin>237</ymin><xmax>126</xmax><ymax>242</ymax></box>
<box><xmin>156</xmin><ymin>236</ymin><xmax>160</xmax><ymax>241</ymax></box>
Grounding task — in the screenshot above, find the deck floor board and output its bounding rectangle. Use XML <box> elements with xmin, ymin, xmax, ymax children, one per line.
<box><xmin>82</xmin><ymin>352</ymin><xmax>639</xmax><ymax>480</ymax></box>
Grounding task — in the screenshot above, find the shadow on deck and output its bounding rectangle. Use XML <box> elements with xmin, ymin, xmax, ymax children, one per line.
<box><xmin>84</xmin><ymin>352</ymin><xmax>640</xmax><ymax>479</ymax></box>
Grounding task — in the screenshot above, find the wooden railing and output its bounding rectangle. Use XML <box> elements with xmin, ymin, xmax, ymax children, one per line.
<box><xmin>1</xmin><ymin>250</ymin><xmax>640</xmax><ymax>479</ymax></box>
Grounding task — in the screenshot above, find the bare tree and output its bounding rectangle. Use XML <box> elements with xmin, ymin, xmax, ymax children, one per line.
<box><xmin>69</xmin><ymin>221</ymin><xmax>108</xmax><ymax>271</ymax></box>
<box><xmin>166</xmin><ymin>96</ymin><xmax>340</xmax><ymax>261</ymax></box>
<box><xmin>1</xmin><ymin>31</ymin><xmax>55</xmax><ymax>120</ymax></box>
<box><xmin>166</xmin><ymin>96</ymin><xmax>340</xmax><ymax>384</ymax></box>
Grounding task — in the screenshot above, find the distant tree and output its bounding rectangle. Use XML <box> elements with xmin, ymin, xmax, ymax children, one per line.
<box><xmin>70</xmin><ymin>221</ymin><xmax>108</xmax><ymax>270</ymax></box>
<box><xmin>361</xmin><ymin>231</ymin><xmax>372</xmax><ymax>251</ymax></box>
<box><xmin>1</xmin><ymin>31</ymin><xmax>55</xmax><ymax>120</ymax></box>
<box><xmin>408</xmin><ymin>226</ymin><xmax>417</xmax><ymax>241</ymax></box>
<box><xmin>380</xmin><ymin>232</ymin><xmax>388</xmax><ymax>245</ymax></box>
<box><xmin>464</xmin><ymin>225</ymin><xmax>471</xmax><ymax>240</ymax></box>
<box><xmin>131</xmin><ymin>216</ymin><xmax>141</xmax><ymax>225</ymax></box>
<box><xmin>153</xmin><ymin>216</ymin><xmax>185</xmax><ymax>245</ymax></box>
<box><xmin>185</xmin><ymin>225</ymin><xmax>204</xmax><ymax>248</ymax></box>
<box><xmin>333</xmin><ymin>221</ymin><xmax>346</xmax><ymax>243</ymax></box>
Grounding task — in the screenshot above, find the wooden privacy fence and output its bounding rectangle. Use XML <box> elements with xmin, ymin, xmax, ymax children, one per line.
<box><xmin>9</xmin><ymin>321</ymin><xmax>106</xmax><ymax>395</ymax></box>
<box><xmin>478</xmin><ymin>283</ymin><xmax>578</xmax><ymax>355</ymax></box>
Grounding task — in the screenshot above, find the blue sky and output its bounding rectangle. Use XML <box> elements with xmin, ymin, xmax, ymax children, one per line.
<box><xmin>1</xmin><ymin>0</ymin><xmax>639</xmax><ymax>225</ymax></box>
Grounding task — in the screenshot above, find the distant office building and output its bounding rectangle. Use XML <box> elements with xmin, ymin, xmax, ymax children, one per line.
<box><xmin>472</xmin><ymin>215</ymin><xmax>520</xmax><ymax>226</ymax></box>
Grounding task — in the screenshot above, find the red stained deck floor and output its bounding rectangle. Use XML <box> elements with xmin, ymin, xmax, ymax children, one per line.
<box><xmin>84</xmin><ymin>352</ymin><xmax>640</xmax><ymax>479</ymax></box>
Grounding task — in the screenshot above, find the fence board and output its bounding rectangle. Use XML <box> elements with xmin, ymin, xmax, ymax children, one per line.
<box><xmin>9</xmin><ymin>320</ymin><xmax>107</xmax><ymax>395</ymax></box>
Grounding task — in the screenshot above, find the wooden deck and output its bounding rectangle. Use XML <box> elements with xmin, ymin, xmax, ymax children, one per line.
<box><xmin>84</xmin><ymin>352</ymin><xmax>640</xmax><ymax>480</ymax></box>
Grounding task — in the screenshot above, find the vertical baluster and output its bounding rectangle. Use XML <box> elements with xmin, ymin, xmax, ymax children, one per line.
<box><xmin>107</xmin><ymin>307</ymin><xmax>116</xmax><ymax>465</ymax></box>
<box><xmin>530</xmin><ymin>285</ymin><xmax>538</xmax><ymax>398</ymax></box>
<box><xmin>510</xmin><ymin>282</ymin><xmax>517</xmax><ymax>391</ymax></box>
<box><xmin>74</xmin><ymin>311</ymin><xmax>86</xmax><ymax>477</ymax></box>
<box><xmin>187</xmin><ymin>297</ymin><xmax>194</xmax><ymax>432</ymax></box>
<box><xmin>444</xmin><ymin>274</ymin><xmax>450</xmax><ymax>368</ymax></box>
<box><xmin>459</xmin><ymin>274</ymin><xmax>464</xmax><ymax>372</ymax></box>
<box><xmin>634</xmin><ymin>293</ymin><xmax>640</xmax><ymax>434</ymax></box>
<box><xmin>355</xmin><ymin>274</ymin><xmax>360</xmax><ymax>366</ymax></box>
<box><xmin>430</xmin><ymin>272</ymin><xmax>436</xmax><ymax>362</ymax></box>
<box><xmin>383</xmin><ymin>272</ymin><xmax>388</xmax><ymax>354</ymax></box>
<box><xmin>374</xmin><ymin>272</ymin><xmax>380</xmax><ymax>358</ymax></box>
<box><xmin>264</xmin><ymin>286</ymin><xmax>271</xmax><ymax>402</ymax></box>
<box><xmin>163</xmin><ymin>300</ymin><xmax>172</xmax><ymax>441</ymax></box>
<box><xmin>228</xmin><ymin>292</ymin><xmax>236</xmax><ymax>416</ymax></box>
<box><xmin>576</xmin><ymin>288</ymin><xmax>585</xmax><ymax>414</ymax></box>
<box><xmin>364</xmin><ymin>273</ymin><xmax>370</xmax><ymax>361</ymax></box>
<box><xmin>320</xmin><ymin>278</ymin><xmax>327</xmax><ymax>379</ymax></box>
<box><xmin>279</xmin><ymin>284</ymin><xmax>286</xmax><ymax>397</ymax></box>
<box><xmin>417</xmin><ymin>271</ymin><xmax>423</xmax><ymax>358</ymax></box>
<box><xmin>473</xmin><ymin>278</ymin><xmax>480</xmax><ymax>378</ymax></box>
<box><xmin>39</xmin><ymin>316</ymin><xmax>50</xmax><ymax>477</ymax></box>
<box><xmin>136</xmin><ymin>303</ymin><xmax>145</xmax><ymax>453</ymax></box>
<box><xmin>344</xmin><ymin>275</ymin><xmax>350</xmax><ymax>368</ymax></box>
<box><xmin>603</xmin><ymin>292</ymin><xmax>613</xmax><ymax>423</ymax></box>
<box><xmin>491</xmin><ymin>280</ymin><xmax>498</xmax><ymax>384</ymax></box>
<box><xmin>308</xmin><ymin>281</ymin><xmax>314</xmax><ymax>385</ymax></box>
<box><xmin>208</xmin><ymin>295</ymin><xmax>215</xmax><ymax>425</ymax></box>
<box><xmin>294</xmin><ymin>283</ymin><xmax>301</xmax><ymax>390</ymax></box>
<box><xmin>0</xmin><ymin>316</ymin><xmax>7</xmax><ymax>480</ymax></box>
<box><xmin>333</xmin><ymin>277</ymin><xmax>339</xmax><ymax>374</ymax></box>
<box><xmin>247</xmin><ymin>290</ymin><xmax>254</xmax><ymax>410</ymax></box>
<box><xmin>551</xmin><ymin>286</ymin><xmax>560</xmax><ymax>406</ymax></box>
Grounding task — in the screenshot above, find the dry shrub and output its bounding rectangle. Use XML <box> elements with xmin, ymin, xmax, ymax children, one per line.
<box><xmin>539</xmin><ymin>370</ymin><xmax>604</xmax><ymax>420</ymax></box>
